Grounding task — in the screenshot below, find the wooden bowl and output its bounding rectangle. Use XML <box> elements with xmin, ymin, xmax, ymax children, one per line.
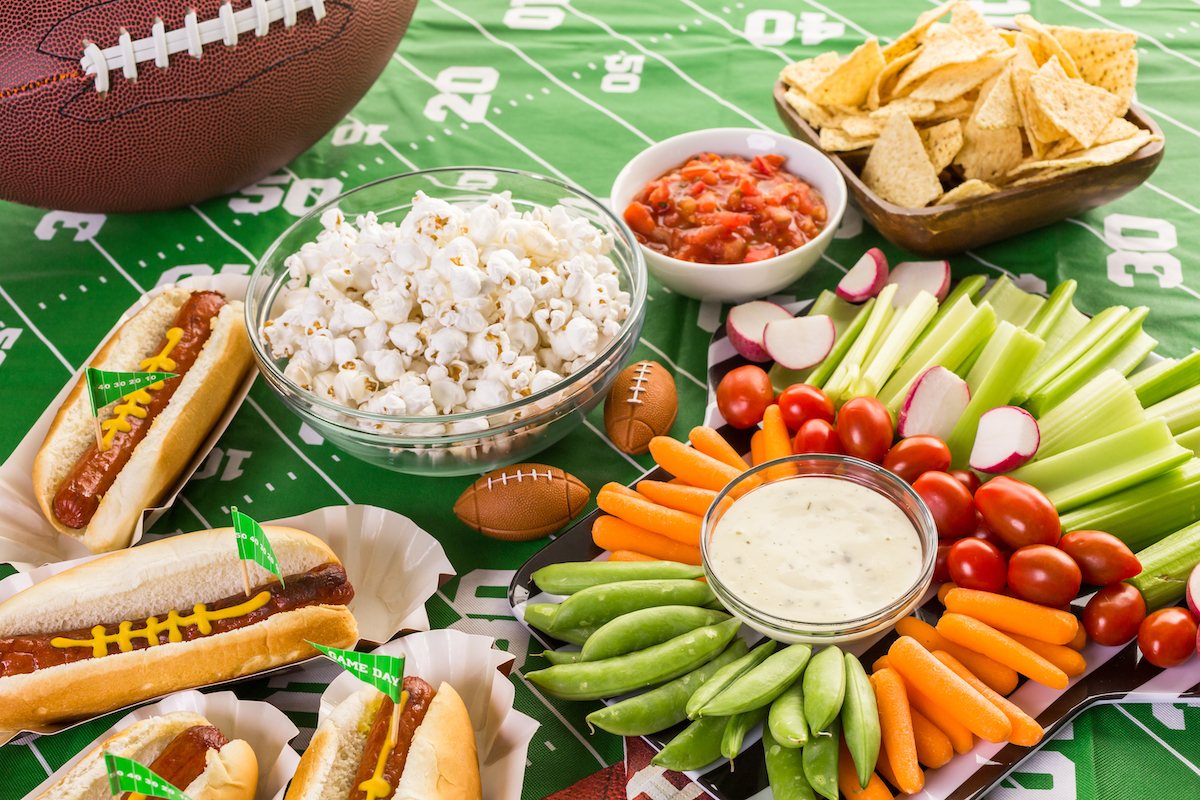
<box><xmin>773</xmin><ymin>80</ymin><xmax>1165</xmax><ymax>257</ymax></box>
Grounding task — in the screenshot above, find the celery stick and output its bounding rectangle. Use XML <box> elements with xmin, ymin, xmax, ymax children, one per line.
<box><xmin>1106</xmin><ymin>330</ymin><xmax>1158</xmax><ymax>380</ymax></box>
<box><xmin>853</xmin><ymin>291</ymin><xmax>939</xmax><ymax>397</ymax></box>
<box><xmin>1176</xmin><ymin>426</ymin><xmax>1200</xmax><ymax>458</ymax></box>
<box><xmin>1025</xmin><ymin>306</ymin><xmax>1150</xmax><ymax>417</ymax></box>
<box><xmin>879</xmin><ymin>294</ymin><xmax>976</xmax><ymax>406</ymax></box>
<box><xmin>1147</xmin><ymin>383</ymin><xmax>1200</xmax><ymax>435</ymax></box>
<box><xmin>768</xmin><ymin>291</ymin><xmax>865</xmax><ymax>392</ymax></box>
<box><xmin>955</xmin><ymin>338</ymin><xmax>989</xmax><ymax>379</ymax></box>
<box><xmin>824</xmin><ymin>284</ymin><xmax>897</xmax><ymax>401</ymax></box>
<box><xmin>981</xmin><ymin>275</ymin><xmax>1046</xmax><ymax>328</ymax></box>
<box><xmin>908</xmin><ymin>275</ymin><xmax>987</xmax><ymax>355</ymax></box>
<box><xmin>862</xmin><ymin>307</ymin><xmax>905</xmax><ymax>371</ymax></box>
<box><xmin>1012</xmin><ymin>305</ymin><xmax>1129</xmax><ymax>405</ymax></box>
<box><xmin>1061</xmin><ymin>460</ymin><xmax>1200</xmax><ymax>551</ymax></box>
<box><xmin>1026</xmin><ymin>279</ymin><xmax>1077</xmax><ymax>339</ymax></box>
<box><xmin>1129</xmin><ymin>520</ymin><xmax>1200</xmax><ymax>611</ymax></box>
<box><xmin>805</xmin><ymin>298</ymin><xmax>876</xmax><ymax>391</ymax></box>
<box><xmin>1026</xmin><ymin>303</ymin><xmax>1089</xmax><ymax>378</ymax></box>
<box><xmin>1006</xmin><ymin>418</ymin><xmax>1191</xmax><ymax>512</ymax></box>
<box><xmin>1034</xmin><ymin>370</ymin><xmax>1146</xmax><ymax>460</ymax></box>
<box><xmin>1132</xmin><ymin>351</ymin><xmax>1200</xmax><ymax>408</ymax></box>
<box><xmin>947</xmin><ymin>323</ymin><xmax>1044</xmax><ymax>468</ymax></box>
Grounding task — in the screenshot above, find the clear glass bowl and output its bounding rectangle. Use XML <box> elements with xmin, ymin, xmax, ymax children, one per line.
<box><xmin>701</xmin><ymin>454</ymin><xmax>937</xmax><ymax>644</ymax></box>
<box><xmin>246</xmin><ymin>168</ymin><xmax>647</xmax><ymax>476</ymax></box>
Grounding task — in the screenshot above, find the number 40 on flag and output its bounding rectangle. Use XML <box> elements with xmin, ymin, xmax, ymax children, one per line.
<box><xmin>231</xmin><ymin>507</ymin><xmax>284</xmax><ymax>591</ymax></box>
<box><xmin>104</xmin><ymin>752</ymin><xmax>192</xmax><ymax>800</ymax></box>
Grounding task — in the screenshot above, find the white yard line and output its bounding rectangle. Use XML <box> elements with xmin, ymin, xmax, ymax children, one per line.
<box><xmin>0</xmin><ymin>283</ymin><xmax>74</xmax><ymax>373</ymax></box>
<box><xmin>178</xmin><ymin>494</ymin><xmax>213</xmax><ymax>529</ymax></box>
<box><xmin>190</xmin><ymin>204</ymin><xmax>259</xmax><ymax>262</ymax></box>
<box><xmin>582</xmin><ymin>417</ymin><xmax>645</xmax><ymax>471</ymax></box>
<box><xmin>1145</xmin><ymin>183</ymin><xmax>1200</xmax><ymax>217</ymax></box>
<box><xmin>24</xmin><ymin>740</ymin><xmax>53</xmax><ymax>776</ymax></box>
<box><xmin>821</xmin><ymin>254</ymin><xmax>848</xmax><ymax>273</ymax></box>
<box><xmin>1138</xmin><ymin>102</ymin><xmax>1200</xmax><ymax>141</ymax></box>
<box><xmin>345</xmin><ymin>113</ymin><xmax>421</xmax><ymax>171</ymax></box>
<box><xmin>1114</xmin><ymin>705</ymin><xmax>1200</xmax><ymax>777</ymax></box>
<box><xmin>964</xmin><ymin>250</ymin><xmax>1015</xmax><ymax>278</ymax></box>
<box><xmin>675</xmin><ymin>0</ymin><xmax>792</xmax><ymax>63</ymax></box>
<box><xmin>89</xmin><ymin>238</ymin><xmax>146</xmax><ymax>294</ymax></box>
<box><xmin>639</xmin><ymin>337</ymin><xmax>708</xmax><ymax>389</ymax></box>
<box><xmin>245</xmin><ymin>396</ymin><xmax>353</xmax><ymax>503</ymax></box>
<box><xmin>1052</xmin><ymin>0</ymin><xmax>1200</xmax><ymax>72</ymax></box>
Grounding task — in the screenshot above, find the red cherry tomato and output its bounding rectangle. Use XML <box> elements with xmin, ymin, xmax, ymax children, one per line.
<box><xmin>1137</xmin><ymin>607</ymin><xmax>1199</xmax><ymax>668</ymax></box>
<box><xmin>949</xmin><ymin>469</ymin><xmax>982</xmax><ymax>495</ymax></box>
<box><xmin>1007</xmin><ymin>545</ymin><xmax>1083</xmax><ymax>608</ymax></box>
<box><xmin>776</xmin><ymin>384</ymin><xmax>835</xmax><ymax>431</ymax></box>
<box><xmin>882</xmin><ymin>436</ymin><xmax>952</xmax><ymax>484</ymax></box>
<box><xmin>716</xmin><ymin>366</ymin><xmax>774</xmax><ymax>429</ymax></box>
<box><xmin>970</xmin><ymin>512</ymin><xmax>1009</xmax><ymax>552</ymax></box>
<box><xmin>836</xmin><ymin>397</ymin><xmax>894</xmax><ymax>463</ymax></box>
<box><xmin>1083</xmin><ymin>583</ymin><xmax>1146</xmax><ymax>646</ymax></box>
<box><xmin>948</xmin><ymin>537</ymin><xmax>1007</xmax><ymax>593</ymax></box>
<box><xmin>934</xmin><ymin>540</ymin><xmax>954</xmax><ymax>583</ymax></box>
<box><xmin>912</xmin><ymin>471</ymin><xmax>977</xmax><ymax>540</ymax></box>
<box><xmin>793</xmin><ymin>419</ymin><xmax>844</xmax><ymax>455</ymax></box>
<box><xmin>974</xmin><ymin>476</ymin><xmax>1061</xmax><ymax>549</ymax></box>
<box><xmin>1057</xmin><ymin>531</ymin><xmax>1142</xmax><ymax>586</ymax></box>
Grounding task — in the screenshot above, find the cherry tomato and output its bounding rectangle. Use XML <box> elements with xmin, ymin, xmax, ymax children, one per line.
<box><xmin>882</xmin><ymin>436</ymin><xmax>952</xmax><ymax>484</ymax></box>
<box><xmin>836</xmin><ymin>397</ymin><xmax>894</xmax><ymax>463</ymax></box>
<box><xmin>1137</xmin><ymin>607</ymin><xmax>1199</xmax><ymax>668</ymax></box>
<box><xmin>776</xmin><ymin>384</ymin><xmax>835</xmax><ymax>431</ymax></box>
<box><xmin>793</xmin><ymin>419</ymin><xmax>844</xmax><ymax>456</ymax></box>
<box><xmin>949</xmin><ymin>469</ymin><xmax>982</xmax><ymax>495</ymax></box>
<box><xmin>913</xmin><ymin>471</ymin><xmax>977</xmax><ymax>540</ymax></box>
<box><xmin>1007</xmin><ymin>545</ymin><xmax>1083</xmax><ymax>608</ymax></box>
<box><xmin>974</xmin><ymin>476</ymin><xmax>1061</xmax><ymax>549</ymax></box>
<box><xmin>716</xmin><ymin>366</ymin><xmax>774</xmax><ymax>429</ymax></box>
<box><xmin>1083</xmin><ymin>583</ymin><xmax>1146</xmax><ymax>646</ymax></box>
<box><xmin>934</xmin><ymin>540</ymin><xmax>954</xmax><ymax>584</ymax></box>
<box><xmin>948</xmin><ymin>537</ymin><xmax>1007</xmax><ymax>593</ymax></box>
<box><xmin>1057</xmin><ymin>531</ymin><xmax>1142</xmax><ymax>586</ymax></box>
<box><xmin>971</xmin><ymin>512</ymin><xmax>1009</xmax><ymax>552</ymax></box>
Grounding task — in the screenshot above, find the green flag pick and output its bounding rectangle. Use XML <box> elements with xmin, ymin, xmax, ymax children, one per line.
<box><xmin>231</xmin><ymin>506</ymin><xmax>284</xmax><ymax>594</ymax></box>
<box><xmin>84</xmin><ymin>367</ymin><xmax>178</xmax><ymax>416</ymax></box>
<box><xmin>104</xmin><ymin>752</ymin><xmax>193</xmax><ymax>800</ymax></box>
<box><xmin>308</xmin><ymin>642</ymin><xmax>405</xmax><ymax>703</ymax></box>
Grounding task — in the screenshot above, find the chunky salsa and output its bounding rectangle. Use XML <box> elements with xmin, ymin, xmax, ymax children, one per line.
<box><xmin>624</xmin><ymin>153</ymin><xmax>827</xmax><ymax>264</ymax></box>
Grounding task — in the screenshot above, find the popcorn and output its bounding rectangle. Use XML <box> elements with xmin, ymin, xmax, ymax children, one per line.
<box><xmin>262</xmin><ymin>191</ymin><xmax>632</xmax><ymax>431</ymax></box>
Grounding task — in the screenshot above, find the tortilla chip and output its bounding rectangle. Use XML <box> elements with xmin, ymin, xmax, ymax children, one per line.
<box><xmin>911</xmin><ymin>49</ymin><xmax>1014</xmax><ymax>102</ymax></box>
<box><xmin>956</xmin><ymin>118</ymin><xmax>1024</xmax><ymax>183</ymax></box>
<box><xmin>842</xmin><ymin>115</ymin><xmax>887</xmax><ymax>138</ymax></box>
<box><xmin>1015</xmin><ymin>14</ymin><xmax>1081</xmax><ymax>78</ymax></box>
<box><xmin>1007</xmin><ymin>131</ymin><xmax>1158</xmax><ymax>175</ymax></box>
<box><xmin>1009</xmin><ymin>166</ymin><xmax>1089</xmax><ymax>186</ymax></box>
<box><xmin>819</xmin><ymin>127</ymin><xmax>877</xmax><ymax>152</ymax></box>
<box><xmin>1029</xmin><ymin>73</ymin><xmax>1122</xmax><ymax>148</ymax></box>
<box><xmin>781</xmin><ymin>52</ymin><xmax>842</xmax><ymax>93</ymax></box>
<box><xmin>870</xmin><ymin>96</ymin><xmax>939</xmax><ymax>121</ymax></box>
<box><xmin>1016</xmin><ymin>61</ymin><xmax>1068</xmax><ymax>145</ymax></box>
<box><xmin>927</xmin><ymin>97</ymin><xmax>975</xmax><ymax>123</ymax></box>
<box><xmin>784</xmin><ymin>89</ymin><xmax>836</xmax><ymax>129</ymax></box>
<box><xmin>998</xmin><ymin>30</ymin><xmax>1018</xmax><ymax>47</ymax></box>
<box><xmin>1012</xmin><ymin>34</ymin><xmax>1040</xmax><ymax>72</ymax></box>
<box><xmin>948</xmin><ymin>2</ymin><xmax>1010</xmax><ymax>52</ymax></box>
<box><xmin>869</xmin><ymin>48</ymin><xmax>921</xmax><ymax>110</ymax></box>
<box><xmin>861</xmin><ymin>113</ymin><xmax>944</xmax><ymax>208</ymax></box>
<box><xmin>974</xmin><ymin>64</ymin><xmax>1022</xmax><ymax>129</ymax></box>
<box><xmin>894</xmin><ymin>25</ymin><xmax>998</xmax><ymax>95</ymax></box>
<box><xmin>935</xmin><ymin>178</ymin><xmax>999</xmax><ymax>204</ymax></box>
<box><xmin>922</xmin><ymin>119</ymin><xmax>964</xmax><ymax>172</ymax></box>
<box><xmin>810</xmin><ymin>39</ymin><xmax>886</xmax><ymax>107</ymax></box>
<box><xmin>882</xmin><ymin>0</ymin><xmax>955</xmax><ymax>62</ymax></box>
<box><xmin>1093</xmin><ymin>116</ymin><xmax>1141</xmax><ymax>145</ymax></box>
<box><xmin>1048</xmin><ymin>25</ymin><xmax>1138</xmax><ymax>114</ymax></box>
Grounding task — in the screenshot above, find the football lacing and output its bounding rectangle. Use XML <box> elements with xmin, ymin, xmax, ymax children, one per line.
<box><xmin>626</xmin><ymin>361</ymin><xmax>653</xmax><ymax>405</ymax></box>
<box><xmin>485</xmin><ymin>469</ymin><xmax>554</xmax><ymax>489</ymax></box>
<box><xmin>79</xmin><ymin>0</ymin><xmax>327</xmax><ymax>94</ymax></box>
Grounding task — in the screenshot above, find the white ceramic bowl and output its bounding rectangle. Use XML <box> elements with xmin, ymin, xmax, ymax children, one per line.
<box><xmin>611</xmin><ymin>127</ymin><xmax>847</xmax><ymax>303</ymax></box>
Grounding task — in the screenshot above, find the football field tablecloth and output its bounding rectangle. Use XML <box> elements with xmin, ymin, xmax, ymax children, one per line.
<box><xmin>2</xmin><ymin>1</ymin><xmax>1200</xmax><ymax>798</ymax></box>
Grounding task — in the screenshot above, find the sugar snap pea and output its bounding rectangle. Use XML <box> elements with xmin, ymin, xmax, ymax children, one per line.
<box><xmin>548</xmin><ymin>579</ymin><xmax>716</xmax><ymax>633</ymax></box>
<box><xmin>803</xmin><ymin>646</ymin><xmax>846</xmax><ymax>733</ymax></box>
<box><xmin>539</xmin><ymin>650</ymin><xmax>580</xmax><ymax>666</ymax></box>
<box><xmin>841</xmin><ymin>652</ymin><xmax>881</xmax><ymax>791</ymax></box>
<box><xmin>686</xmin><ymin>639</ymin><xmax>776</xmax><ymax>719</ymax></box>
<box><xmin>523</xmin><ymin>602</ymin><xmax>594</xmax><ymax>646</ymax></box>
<box><xmin>580</xmin><ymin>605</ymin><xmax>730</xmax><ymax>662</ymax></box>
<box><xmin>802</xmin><ymin>716</ymin><xmax>840</xmax><ymax>800</ymax></box>
<box><xmin>768</xmin><ymin>678</ymin><xmax>809</xmax><ymax>748</ymax></box>
<box><xmin>699</xmin><ymin>643</ymin><xmax>811</xmax><ymax>717</ymax></box>
<box><xmin>652</xmin><ymin>715</ymin><xmax>728</xmax><ymax>772</ymax></box>
<box><xmin>531</xmin><ymin>561</ymin><xmax>704</xmax><ymax>594</ymax></box>
<box><xmin>763</xmin><ymin>726</ymin><xmax>817</xmax><ymax>800</ymax></box>
<box><xmin>721</xmin><ymin>705</ymin><xmax>769</xmax><ymax>760</ymax></box>
<box><xmin>586</xmin><ymin>638</ymin><xmax>749</xmax><ymax>736</ymax></box>
<box><xmin>525</xmin><ymin>617</ymin><xmax>741</xmax><ymax>701</ymax></box>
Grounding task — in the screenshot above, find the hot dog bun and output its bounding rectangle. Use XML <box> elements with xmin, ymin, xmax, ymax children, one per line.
<box><xmin>32</xmin><ymin>711</ymin><xmax>258</xmax><ymax>800</ymax></box>
<box><xmin>286</xmin><ymin>683</ymin><xmax>481</xmax><ymax>800</ymax></box>
<box><xmin>32</xmin><ymin>287</ymin><xmax>255</xmax><ymax>553</ymax></box>
<box><xmin>0</xmin><ymin>528</ymin><xmax>357</xmax><ymax>731</ymax></box>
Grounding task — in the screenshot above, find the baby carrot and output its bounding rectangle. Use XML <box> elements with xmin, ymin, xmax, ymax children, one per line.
<box><xmin>608</xmin><ymin>549</ymin><xmax>658</xmax><ymax>562</ymax></box>
<box><xmin>894</xmin><ymin>616</ymin><xmax>1019</xmax><ymax>696</ymax></box>
<box><xmin>689</xmin><ymin>426</ymin><xmax>751</xmax><ymax>471</ymax></box>
<box><xmin>668</xmin><ymin>477</ymin><xmax>691</xmax><ymax>485</ymax></box>
<box><xmin>902</xmin><ymin>681</ymin><xmax>974</xmax><ymax>754</ymax></box>
<box><xmin>932</xmin><ymin>651</ymin><xmax>1044</xmax><ymax>747</ymax></box>
<box><xmin>761</xmin><ymin>405</ymin><xmax>798</xmax><ymax>479</ymax></box>
<box><xmin>936</xmin><ymin>613</ymin><xmax>1069</xmax><ymax>690</ymax></box>
<box><xmin>649</xmin><ymin>436</ymin><xmax>743</xmax><ymax>493</ymax></box>
<box><xmin>872</xmin><ymin>655</ymin><xmax>891</xmax><ymax>673</ymax></box>
<box><xmin>636</xmin><ymin>480</ymin><xmax>719</xmax><ymax>517</ymax></box>
<box><xmin>887</xmin><ymin>636</ymin><xmax>1012</xmax><ymax>743</ymax></box>
<box><xmin>602</xmin><ymin>481</ymin><xmax>651</xmax><ymax>501</ymax></box>
<box><xmin>751</xmin><ymin>429</ymin><xmax>768</xmax><ymax>467</ymax></box>
<box><xmin>1067</xmin><ymin>625</ymin><xmax>1088</xmax><ymax>651</ymax></box>
<box><xmin>937</xmin><ymin>582</ymin><xmax>957</xmax><ymax>605</ymax></box>
<box><xmin>1006</xmin><ymin>632</ymin><xmax>1088</xmax><ymax>677</ymax></box>
<box><xmin>873</xmin><ymin>746</ymin><xmax>900</xmax><ymax>789</ymax></box>
<box><xmin>943</xmin><ymin>588</ymin><xmax>1079</xmax><ymax>646</ymax></box>
<box><xmin>909</xmin><ymin>707</ymin><xmax>953</xmax><ymax>769</ymax></box>
<box><xmin>597</xmin><ymin>485</ymin><xmax>702</xmax><ymax>546</ymax></box>
<box><xmin>870</xmin><ymin>668</ymin><xmax>922</xmax><ymax>795</ymax></box>
<box><xmin>839</xmin><ymin>738</ymin><xmax>894</xmax><ymax>800</ymax></box>
<box><xmin>592</xmin><ymin>516</ymin><xmax>702</xmax><ymax>565</ymax></box>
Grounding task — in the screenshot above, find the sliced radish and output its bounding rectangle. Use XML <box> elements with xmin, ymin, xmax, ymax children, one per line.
<box><xmin>837</xmin><ymin>248</ymin><xmax>889</xmax><ymax>303</ymax></box>
<box><xmin>726</xmin><ymin>301</ymin><xmax>793</xmax><ymax>362</ymax></box>
<box><xmin>763</xmin><ymin>315</ymin><xmax>836</xmax><ymax>370</ymax></box>
<box><xmin>885</xmin><ymin>261</ymin><xmax>952</xmax><ymax>307</ymax></box>
<box><xmin>897</xmin><ymin>366</ymin><xmax>970</xmax><ymax>441</ymax></box>
<box><xmin>1188</xmin><ymin>563</ymin><xmax>1200</xmax><ymax>618</ymax></box>
<box><xmin>969</xmin><ymin>406</ymin><xmax>1040</xmax><ymax>473</ymax></box>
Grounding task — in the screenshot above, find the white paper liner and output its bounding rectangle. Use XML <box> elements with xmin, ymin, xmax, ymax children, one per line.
<box><xmin>20</xmin><ymin>690</ymin><xmax>300</xmax><ymax>800</ymax></box>
<box><xmin>0</xmin><ymin>504</ymin><xmax>454</xmax><ymax>738</ymax></box>
<box><xmin>293</xmin><ymin>630</ymin><xmax>539</xmax><ymax>800</ymax></box>
<box><xmin>0</xmin><ymin>274</ymin><xmax>257</xmax><ymax>568</ymax></box>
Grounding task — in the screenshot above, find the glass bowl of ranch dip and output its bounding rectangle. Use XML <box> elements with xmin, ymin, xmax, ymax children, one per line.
<box><xmin>701</xmin><ymin>454</ymin><xmax>937</xmax><ymax>644</ymax></box>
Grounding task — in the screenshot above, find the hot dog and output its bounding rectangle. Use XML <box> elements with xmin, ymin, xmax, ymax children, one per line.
<box><xmin>33</xmin><ymin>711</ymin><xmax>257</xmax><ymax>800</ymax></box>
<box><xmin>33</xmin><ymin>287</ymin><xmax>255</xmax><ymax>553</ymax></box>
<box><xmin>0</xmin><ymin>527</ymin><xmax>357</xmax><ymax>731</ymax></box>
<box><xmin>286</xmin><ymin>679</ymin><xmax>481</xmax><ymax>800</ymax></box>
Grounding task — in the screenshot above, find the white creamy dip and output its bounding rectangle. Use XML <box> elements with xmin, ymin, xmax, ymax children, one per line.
<box><xmin>708</xmin><ymin>476</ymin><xmax>922</xmax><ymax>623</ymax></box>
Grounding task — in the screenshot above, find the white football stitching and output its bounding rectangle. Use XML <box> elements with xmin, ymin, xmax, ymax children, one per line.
<box><xmin>625</xmin><ymin>361</ymin><xmax>654</xmax><ymax>406</ymax></box>
<box><xmin>485</xmin><ymin>468</ymin><xmax>554</xmax><ymax>490</ymax></box>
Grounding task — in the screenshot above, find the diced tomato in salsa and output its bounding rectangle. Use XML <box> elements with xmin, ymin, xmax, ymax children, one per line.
<box><xmin>624</xmin><ymin>153</ymin><xmax>827</xmax><ymax>265</ymax></box>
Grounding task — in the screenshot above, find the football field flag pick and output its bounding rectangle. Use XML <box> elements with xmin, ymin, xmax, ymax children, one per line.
<box><xmin>104</xmin><ymin>751</ymin><xmax>193</xmax><ymax>800</ymax></box>
<box><xmin>231</xmin><ymin>506</ymin><xmax>283</xmax><ymax>597</ymax></box>
<box><xmin>310</xmin><ymin>642</ymin><xmax>406</xmax><ymax>741</ymax></box>
<box><xmin>84</xmin><ymin>367</ymin><xmax>177</xmax><ymax>452</ymax></box>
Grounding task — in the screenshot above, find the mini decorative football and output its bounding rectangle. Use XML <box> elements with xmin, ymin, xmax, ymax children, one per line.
<box><xmin>454</xmin><ymin>463</ymin><xmax>591</xmax><ymax>542</ymax></box>
<box><xmin>604</xmin><ymin>360</ymin><xmax>678</xmax><ymax>455</ymax></box>
<box><xmin>0</xmin><ymin>0</ymin><xmax>416</xmax><ymax>213</ymax></box>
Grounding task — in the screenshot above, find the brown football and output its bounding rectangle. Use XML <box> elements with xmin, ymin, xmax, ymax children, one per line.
<box><xmin>604</xmin><ymin>360</ymin><xmax>678</xmax><ymax>455</ymax></box>
<box><xmin>453</xmin><ymin>463</ymin><xmax>591</xmax><ymax>542</ymax></box>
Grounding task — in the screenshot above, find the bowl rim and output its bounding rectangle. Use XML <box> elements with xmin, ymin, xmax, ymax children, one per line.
<box><xmin>609</xmin><ymin>126</ymin><xmax>849</xmax><ymax>271</ymax></box>
<box><xmin>247</xmin><ymin>166</ymin><xmax>648</xmax><ymax>429</ymax></box>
